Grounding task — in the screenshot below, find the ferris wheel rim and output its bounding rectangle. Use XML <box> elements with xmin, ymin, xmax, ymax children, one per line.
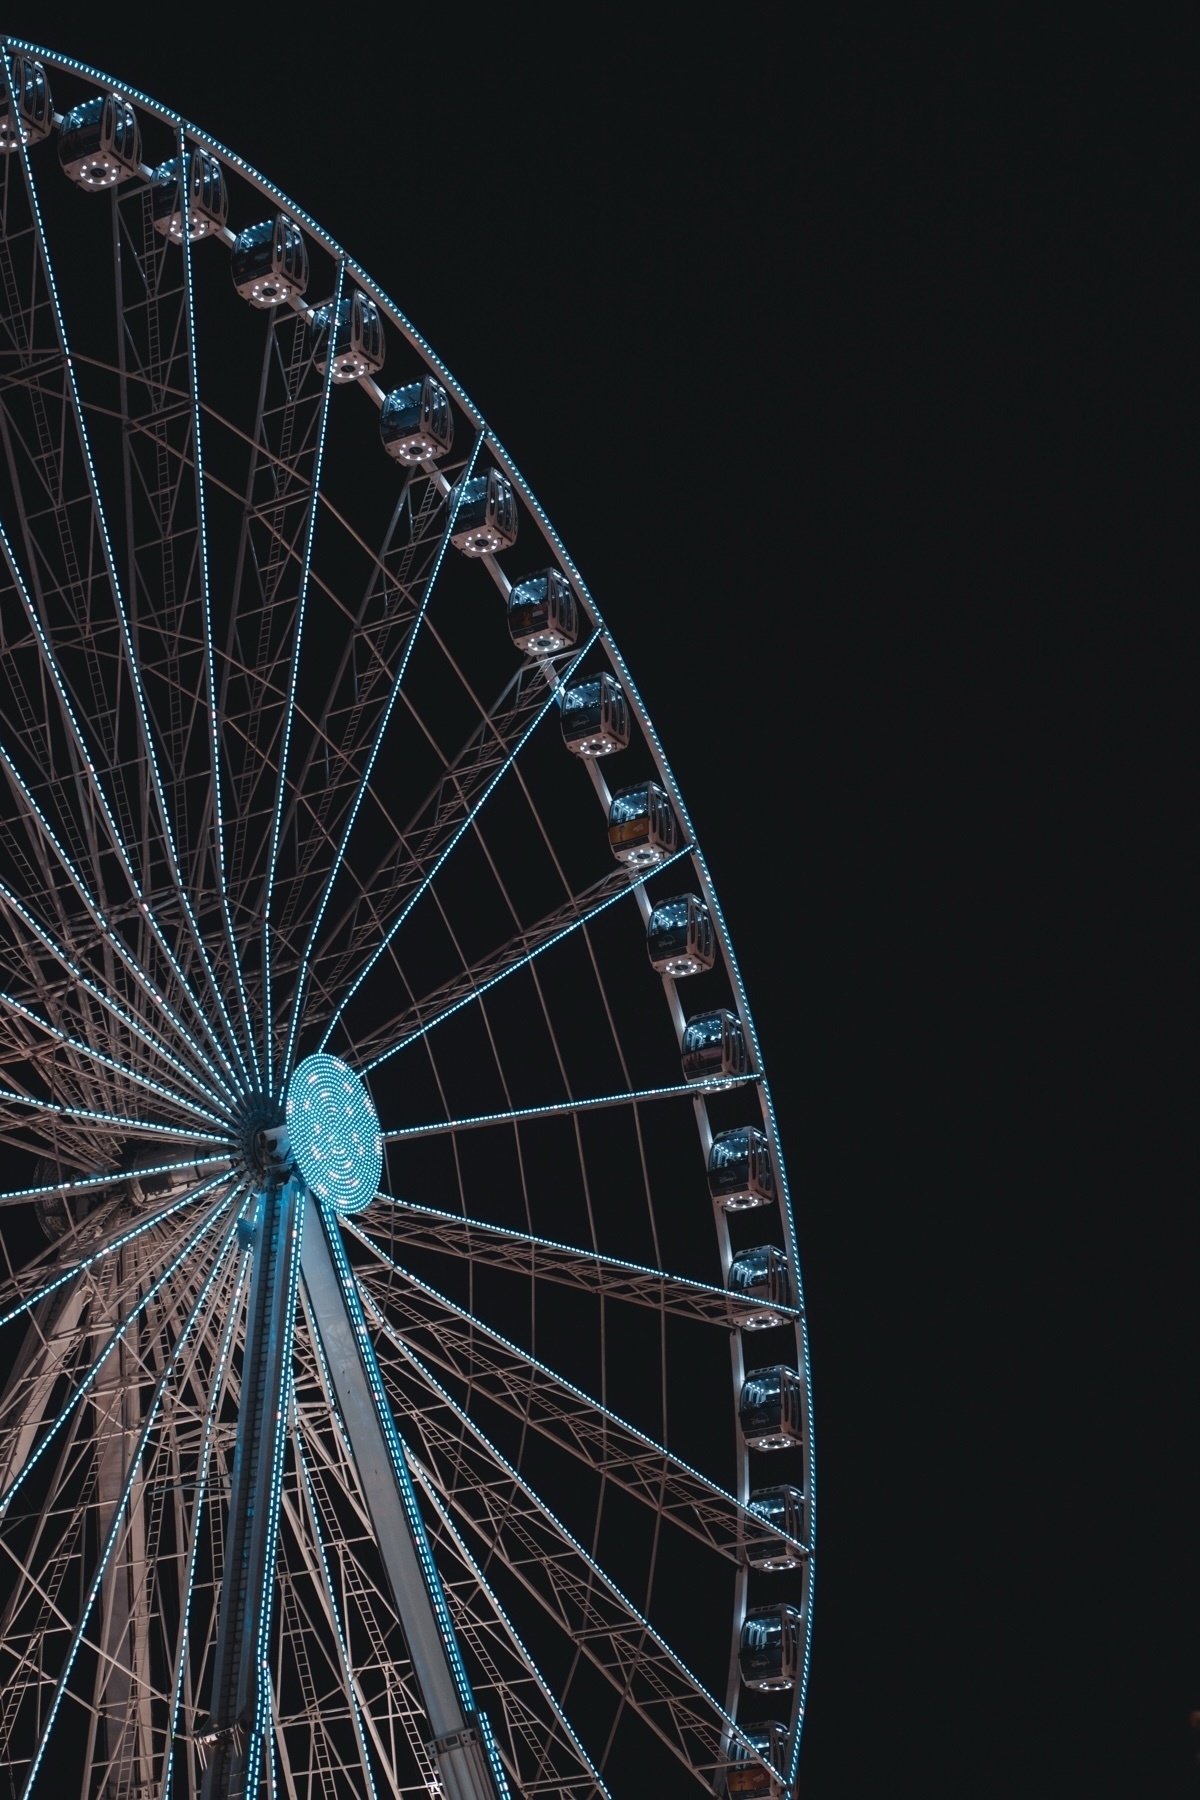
<box><xmin>0</xmin><ymin>38</ymin><xmax>813</xmax><ymax>1796</ymax></box>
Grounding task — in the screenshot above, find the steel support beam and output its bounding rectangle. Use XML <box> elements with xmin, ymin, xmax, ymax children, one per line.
<box><xmin>299</xmin><ymin>1190</ymin><xmax>505</xmax><ymax>1800</ymax></box>
<box><xmin>200</xmin><ymin>1160</ymin><xmax>303</xmax><ymax>1798</ymax></box>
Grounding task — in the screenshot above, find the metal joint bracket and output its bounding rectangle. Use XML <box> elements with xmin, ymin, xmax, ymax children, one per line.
<box><xmin>427</xmin><ymin>1721</ymin><xmax>497</xmax><ymax>1800</ymax></box>
<box><xmin>193</xmin><ymin>1715</ymin><xmax>247</xmax><ymax>1771</ymax></box>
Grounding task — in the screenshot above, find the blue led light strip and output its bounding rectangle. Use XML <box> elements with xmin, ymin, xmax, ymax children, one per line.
<box><xmin>293</xmin><ymin>1430</ymin><xmax>380</xmax><ymax>1800</ymax></box>
<box><xmin>317</xmin><ymin>628</ymin><xmax>603</xmax><ymax>1054</ymax></box>
<box><xmin>0</xmin><ymin>475</ymin><xmax>247</xmax><ymax>1095</ymax></box>
<box><xmin>179</xmin><ymin>134</ymin><xmax>262</xmax><ymax>1090</ymax></box>
<box><xmin>0</xmin><ymin>986</ymin><xmax>233</xmax><ymax>1130</ymax></box>
<box><xmin>0</xmin><ymin>113</ymin><xmax>252</xmax><ymax>1088</ymax></box>
<box><xmin>476</xmin><ymin>1713</ymin><xmax>514</xmax><ymax>1800</ymax></box>
<box><xmin>348</xmin><ymin>1227</ymin><xmax>806</xmax><ymax>1554</ymax></box>
<box><xmin>161</xmin><ymin>1234</ymin><xmax>252</xmax><ymax>1799</ymax></box>
<box><xmin>361</xmin><ymin>1200</ymin><xmax>798</xmax><ymax>1321</ymax></box>
<box><xmin>318</xmin><ymin>1205</ymin><xmax>479</xmax><ymax>1719</ymax></box>
<box><xmin>0</xmin><ymin>1152</ymin><xmax>230</xmax><ymax>1211</ymax></box>
<box><xmin>406</xmin><ymin>1457</ymin><xmax>609</xmax><ymax>1799</ymax></box>
<box><xmin>0</xmin><ymin>1083</ymin><xmax>230</xmax><ymax>1144</ymax></box>
<box><xmin>361</xmin><ymin>846</ymin><xmax>690</xmax><ymax>1073</ymax></box>
<box><xmin>0</xmin><ymin>1172</ymin><xmax>235</xmax><ymax>1335</ymax></box>
<box><xmin>0</xmin><ymin>1179</ymin><xmax>239</xmax><ymax>1521</ymax></box>
<box><xmin>362</xmin><ymin>1292</ymin><xmax>761</xmax><ymax>1772</ymax></box>
<box><xmin>281</xmin><ymin>431</ymin><xmax>484</xmax><ymax>1082</ymax></box>
<box><xmin>263</xmin><ymin>260</ymin><xmax>345</xmax><ymax>1097</ymax></box>
<box><xmin>244</xmin><ymin>1179</ymin><xmax>306</xmax><ymax>1790</ymax></box>
<box><xmin>0</xmin><ymin>741</ymin><xmax>238</xmax><ymax>1117</ymax></box>
<box><xmin>18</xmin><ymin>1205</ymin><xmax>247</xmax><ymax>1800</ymax></box>
<box><xmin>0</xmin><ymin>866</ymin><xmax>236</xmax><ymax>1113</ymax></box>
<box><xmin>381</xmin><ymin>1073</ymin><xmax>758</xmax><ymax>1140</ymax></box>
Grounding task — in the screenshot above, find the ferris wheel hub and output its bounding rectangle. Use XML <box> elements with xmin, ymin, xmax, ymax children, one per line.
<box><xmin>286</xmin><ymin>1053</ymin><xmax>383</xmax><ymax>1215</ymax></box>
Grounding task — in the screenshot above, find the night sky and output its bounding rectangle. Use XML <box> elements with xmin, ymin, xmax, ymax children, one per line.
<box><xmin>0</xmin><ymin>14</ymin><xmax>1191</xmax><ymax>1796</ymax></box>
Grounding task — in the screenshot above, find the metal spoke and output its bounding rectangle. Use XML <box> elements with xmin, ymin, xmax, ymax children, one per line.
<box><xmin>0</xmin><ymin>982</ymin><xmax>234</xmax><ymax>1128</ymax></box>
<box><xmin>379</xmin><ymin>1326</ymin><xmax>761</xmax><ymax>1789</ymax></box>
<box><xmin>5</xmin><ymin>132</ymin><xmax>253</xmax><ymax>1089</ymax></box>
<box><xmin>353</xmin><ymin>851</ymin><xmax>688</xmax><ymax>1075</ymax></box>
<box><xmin>219</xmin><ymin>302</ymin><xmax>339</xmax><ymax>952</ymax></box>
<box><xmin>266</xmin><ymin>464</ymin><xmax>446</xmax><ymax>993</ymax></box>
<box><xmin>0</xmin><ymin>1183</ymin><xmax>238</xmax><ymax>1517</ymax></box>
<box><xmin>179</xmin><ymin>125</ymin><xmax>262</xmax><ymax>1091</ymax></box>
<box><xmin>0</xmin><ymin>736</ymin><xmax>243</xmax><ymax>1112</ymax></box>
<box><xmin>280</xmin><ymin>430</ymin><xmax>483</xmax><ymax>1079</ymax></box>
<box><xmin>357</xmin><ymin>1200</ymin><xmax>797</xmax><ymax>1330</ymax></box>
<box><xmin>14</xmin><ymin>1211</ymin><xmax>245</xmax><ymax>1798</ymax></box>
<box><xmin>0</xmin><ymin>478</ymin><xmax>239</xmax><ymax>1094</ymax></box>
<box><xmin>262</xmin><ymin>259</ymin><xmax>344</xmax><ymax>1092</ymax></box>
<box><xmin>290</xmin><ymin>1430</ymin><xmax>381</xmax><ymax>1799</ymax></box>
<box><xmin>409</xmin><ymin>1458</ymin><xmax>612</xmax><ymax>1800</ymax></box>
<box><xmin>351</xmin><ymin>1244</ymin><xmax>805</xmax><ymax>1564</ymax></box>
<box><xmin>0</xmin><ymin>864</ymin><xmax>241</xmax><ymax>1112</ymax></box>
<box><xmin>0</xmin><ymin>1170</ymin><xmax>240</xmax><ymax>1334</ymax></box>
<box><xmin>315</xmin><ymin>630</ymin><xmax>602</xmax><ymax>1054</ymax></box>
<box><xmin>381</xmin><ymin>1074</ymin><xmax>759</xmax><ymax>1140</ymax></box>
<box><xmin>0</xmin><ymin>1148</ymin><xmax>230</xmax><ymax>1211</ymax></box>
<box><xmin>0</xmin><ymin>1081</ymin><xmax>232</xmax><ymax>1143</ymax></box>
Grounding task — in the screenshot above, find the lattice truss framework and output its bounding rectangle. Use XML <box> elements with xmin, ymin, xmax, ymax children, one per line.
<box><xmin>0</xmin><ymin>39</ymin><xmax>812</xmax><ymax>1800</ymax></box>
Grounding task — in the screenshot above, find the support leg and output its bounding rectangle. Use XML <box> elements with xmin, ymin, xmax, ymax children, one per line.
<box><xmin>299</xmin><ymin>1191</ymin><xmax>506</xmax><ymax>1800</ymax></box>
<box><xmin>200</xmin><ymin>1172</ymin><xmax>303</xmax><ymax>1799</ymax></box>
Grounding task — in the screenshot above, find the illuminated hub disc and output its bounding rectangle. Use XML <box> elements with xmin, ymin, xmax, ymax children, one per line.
<box><xmin>286</xmin><ymin>1054</ymin><xmax>383</xmax><ymax>1216</ymax></box>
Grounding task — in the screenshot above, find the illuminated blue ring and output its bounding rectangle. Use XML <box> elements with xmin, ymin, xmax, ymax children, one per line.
<box><xmin>286</xmin><ymin>1054</ymin><xmax>382</xmax><ymax>1216</ymax></box>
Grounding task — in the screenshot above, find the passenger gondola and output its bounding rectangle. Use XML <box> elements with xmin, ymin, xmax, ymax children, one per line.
<box><xmin>708</xmin><ymin>1127</ymin><xmax>774</xmax><ymax>1210</ymax></box>
<box><xmin>379</xmin><ymin>375</ymin><xmax>454</xmax><ymax>464</ymax></box>
<box><xmin>738</xmin><ymin>1605</ymin><xmax>803</xmax><ymax>1692</ymax></box>
<box><xmin>738</xmin><ymin>1364</ymin><xmax>804</xmax><ymax>1449</ymax></box>
<box><xmin>312</xmin><ymin>292</ymin><xmax>386</xmax><ymax>383</ymax></box>
<box><xmin>231</xmin><ymin>214</ymin><xmax>309</xmax><ymax>308</ymax></box>
<box><xmin>646</xmin><ymin>893</ymin><xmax>714</xmax><ymax>975</ymax></box>
<box><xmin>606</xmin><ymin>782</ymin><xmax>677</xmax><ymax>868</ymax></box>
<box><xmin>559</xmin><ymin>673</ymin><xmax>629</xmax><ymax>756</ymax></box>
<box><xmin>507</xmin><ymin>570</ymin><xmax>578</xmax><ymax>655</ymax></box>
<box><xmin>743</xmin><ymin>1486</ymin><xmax>806</xmax><ymax>1570</ymax></box>
<box><xmin>448</xmin><ymin>470</ymin><xmax>518</xmax><ymax>555</ymax></box>
<box><xmin>0</xmin><ymin>53</ymin><xmax>52</xmax><ymax>150</ymax></box>
<box><xmin>59</xmin><ymin>93</ymin><xmax>140</xmax><ymax>189</ymax></box>
<box><xmin>724</xmin><ymin>1722</ymin><xmax>789</xmax><ymax>1799</ymax></box>
<box><xmin>728</xmin><ymin>1245</ymin><xmax>791</xmax><ymax>1326</ymax></box>
<box><xmin>681</xmin><ymin>1009</ymin><xmax>748</xmax><ymax>1083</ymax></box>
<box><xmin>150</xmin><ymin>149</ymin><xmax>228</xmax><ymax>241</ymax></box>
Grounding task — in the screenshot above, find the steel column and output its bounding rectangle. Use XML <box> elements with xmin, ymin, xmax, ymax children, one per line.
<box><xmin>200</xmin><ymin>1165</ymin><xmax>303</xmax><ymax>1798</ymax></box>
<box><xmin>299</xmin><ymin>1190</ymin><xmax>506</xmax><ymax>1800</ymax></box>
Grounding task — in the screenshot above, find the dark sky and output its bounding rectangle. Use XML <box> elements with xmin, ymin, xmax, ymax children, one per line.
<box><xmin>2</xmin><ymin>14</ymin><xmax>1192</xmax><ymax>1795</ymax></box>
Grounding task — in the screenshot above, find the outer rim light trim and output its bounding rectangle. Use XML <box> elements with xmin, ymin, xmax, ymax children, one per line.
<box><xmin>0</xmin><ymin>39</ymin><xmax>812</xmax><ymax>1764</ymax></box>
<box><xmin>287</xmin><ymin>1054</ymin><xmax>382</xmax><ymax>1216</ymax></box>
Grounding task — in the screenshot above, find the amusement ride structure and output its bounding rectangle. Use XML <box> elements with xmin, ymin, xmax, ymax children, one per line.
<box><xmin>0</xmin><ymin>42</ymin><xmax>812</xmax><ymax>1798</ymax></box>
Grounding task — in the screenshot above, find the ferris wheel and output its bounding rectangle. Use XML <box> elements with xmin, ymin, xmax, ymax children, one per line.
<box><xmin>0</xmin><ymin>40</ymin><xmax>812</xmax><ymax>1800</ymax></box>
